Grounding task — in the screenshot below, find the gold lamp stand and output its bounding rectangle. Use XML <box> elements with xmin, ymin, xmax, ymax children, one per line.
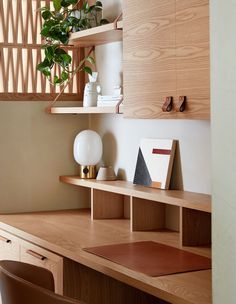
<box><xmin>80</xmin><ymin>165</ymin><xmax>97</xmax><ymax>179</ymax></box>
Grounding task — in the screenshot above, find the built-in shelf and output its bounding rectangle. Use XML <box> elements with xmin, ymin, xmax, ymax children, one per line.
<box><xmin>60</xmin><ymin>176</ymin><xmax>211</xmax><ymax>247</ymax></box>
<box><xmin>69</xmin><ymin>21</ymin><xmax>123</xmax><ymax>47</ymax></box>
<box><xmin>49</xmin><ymin>105</ymin><xmax>123</xmax><ymax>114</ymax></box>
<box><xmin>60</xmin><ymin>176</ymin><xmax>211</xmax><ymax>213</ymax></box>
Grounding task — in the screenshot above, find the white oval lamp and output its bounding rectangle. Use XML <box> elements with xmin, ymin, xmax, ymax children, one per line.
<box><xmin>73</xmin><ymin>130</ymin><xmax>103</xmax><ymax>179</ymax></box>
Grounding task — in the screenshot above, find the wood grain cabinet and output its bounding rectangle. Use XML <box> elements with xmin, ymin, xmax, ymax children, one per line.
<box><xmin>123</xmin><ymin>0</ymin><xmax>210</xmax><ymax>119</ymax></box>
<box><xmin>0</xmin><ymin>230</ymin><xmax>20</xmax><ymax>261</ymax></box>
<box><xmin>0</xmin><ymin>230</ymin><xmax>63</xmax><ymax>295</ymax></box>
<box><xmin>20</xmin><ymin>240</ymin><xmax>63</xmax><ymax>295</ymax></box>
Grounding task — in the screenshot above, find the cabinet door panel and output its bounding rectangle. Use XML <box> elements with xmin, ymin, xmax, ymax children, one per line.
<box><xmin>20</xmin><ymin>240</ymin><xmax>63</xmax><ymax>295</ymax></box>
<box><xmin>0</xmin><ymin>230</ymin><xmax>20</xmax><ymax>304</ymax></box>
<box><xmin>123</xmin><ymin>0</ymin><xmax>176</xmax><ymax>118</ymax></box>
<box><xmin>176</xmin><ymin>0</ymin><xmax>210</xmax><ymax>119</ymax></box>
<box><xmin>0</xmin><ymin>230</ymin><xmax>20</xmax><ymax>261</ymax></box>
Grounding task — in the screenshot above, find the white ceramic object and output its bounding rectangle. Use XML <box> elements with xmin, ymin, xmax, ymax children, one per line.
<box><xmin>83</xmin><ymin>72</ymin><xmax>101</xmax><ymax>107</ymax></box>
<box><xmin>73</xmin><ymin>130</ymin><xmax>103</xmax><ymax>166</ymax></box>
<box><xmin>96</xmin><ymin>166</ymin><xmax>117</xmax><ymax>181</ymax></box>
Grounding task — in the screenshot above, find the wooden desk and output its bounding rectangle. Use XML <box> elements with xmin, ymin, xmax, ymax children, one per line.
<box><xmin>0</xmin><ymin>209</ymin><xmax>212</xmax><ymax>304</ymax></box>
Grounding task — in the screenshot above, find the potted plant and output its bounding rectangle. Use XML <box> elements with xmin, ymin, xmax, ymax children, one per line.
<box><xmin>37</xmin><ymin>0</ymin><xmax>108</xmax><ymax>87</ymax></box>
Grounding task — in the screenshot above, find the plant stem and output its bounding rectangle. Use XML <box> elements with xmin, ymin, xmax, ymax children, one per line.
<box><xmin>49</xmin><ymin>46</ymin><xmax>95</xmax><ymax>107</ymax></box>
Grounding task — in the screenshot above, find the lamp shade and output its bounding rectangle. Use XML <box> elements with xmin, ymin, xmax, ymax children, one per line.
<box><xmin>73</xmin><ymin>130</ymin><xmax>103</xmax><ymax>166</ymax></box>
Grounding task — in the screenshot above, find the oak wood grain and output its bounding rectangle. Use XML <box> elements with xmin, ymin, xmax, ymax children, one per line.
<box><xmin>123</xmin><ymin>0</ymin><xmax>210</xmax><ymax>119</ymax></box>
<box><xmin>60</xmin><ymin>177</ymin><xmax>211</xmax><ymax>213</ymax></box>
<box><xmin>123</xmin><ymin>0</ymin><xmax>176</xmax><ymax>119</ymax></box>
<box><xmin>181</xmin><ymin>208</ymin><xmax>211</xmax><ymax>246</ymax></box>
<box><xmin>64</xmin><ymin>258</ymin><xmax>168</xmax><ymax>304</ymax></box>
<box><xmin>0</xmin><ymin>210</ymin><xmax>212</xmax><ymax>304</ymax></box>
<box><xmin>20</xmin><ymin>239</ymin><xmax>63</xmax><ymax>295</ymax></box>
<box><xmin>0</xmin><ymin>229</ymin><xmax>20</xmax><ymax>261</ymax></box>
<box><xmin>175</xmin><ymin>0</ymin><xmax>210</xmax><ymax>119</ymax></box>
<box><xmin>91</xmin><ymin>189</ymin><xmax>125</xmax><ymax>219</ymax></box>
<box><xmin>69</xmin><ymin>22</ymin><xmax>123</xmax><ymax>47</ymax></box>
<box><xmin>131</xmin><ymin>197</ymin><xmax>166</xmax><ymax>231</ymax></box>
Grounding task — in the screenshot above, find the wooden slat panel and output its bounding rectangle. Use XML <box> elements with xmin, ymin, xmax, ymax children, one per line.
<box><xmin>0</xmin><ymin>0</ymin><xmax>84</xmax><ymax>101</ymax></box>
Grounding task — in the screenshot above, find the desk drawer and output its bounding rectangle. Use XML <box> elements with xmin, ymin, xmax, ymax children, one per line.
<box><xmin>0</xmin><ymin>230</ymin><xmax>20</xmax><ymax>261</ymax></box>
<box><xmin>20</xmin><ymin>240</ymin><xmax>63</xmax><ymax>295</ymax></box>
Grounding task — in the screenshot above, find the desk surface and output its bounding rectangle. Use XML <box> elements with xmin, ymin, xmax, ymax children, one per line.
<box><xmin>0</xmin><ymin>209</ymin><xmax>212</xmax><ymax>304</ymax></box>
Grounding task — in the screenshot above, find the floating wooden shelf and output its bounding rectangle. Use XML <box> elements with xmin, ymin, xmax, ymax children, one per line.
<box><xmin>49</xmin><ymin>104</ymin><xmax>123</xmax><ymax>114</ymax></box>
<box><xmin>69</xmin><ymin>21</ymin><xmax>123</xmax><ymax>47</ymax></box>
<box><xmin>60</xmin><ymin>176</ymin><xmax>211</xmax><ymax>213</ymax></box>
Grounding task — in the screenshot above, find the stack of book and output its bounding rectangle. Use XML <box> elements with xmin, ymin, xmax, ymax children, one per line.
<box><xmin>97</xmin><ymin>95</ymin><xmax>123</xmax><ymax>107</ymax></box>
<box><xmin>97</xmin><ymin>86</ymin><xmax>123</xmax><ymax>107</ymax></box>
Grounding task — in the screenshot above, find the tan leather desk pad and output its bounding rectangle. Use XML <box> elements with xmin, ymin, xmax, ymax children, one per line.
<box><xmin>84</xmin><ymin>241</ymin><xmax>211</xmax><ymax>277</ymax></box>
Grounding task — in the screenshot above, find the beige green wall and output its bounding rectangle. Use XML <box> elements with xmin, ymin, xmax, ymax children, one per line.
<box><xmin>211</xmin><ymin>1</ymin><xmax>236</xmax><ymax>303</ymax></box>
<box><xmin>0</xmin><ymin>102</ymin><xmax>89</xmax><ymax>213</ymax></box>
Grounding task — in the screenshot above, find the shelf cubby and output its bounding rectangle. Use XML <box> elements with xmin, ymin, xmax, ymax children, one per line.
<box><xmin>60</xmin><ymin>176</ymin><xmax>211</xmax><ymax>247</ymax></box>
<box><xmin>91</xmin><ymin>189</ymin><xmax>129</xmax><ymax>220</ymax></box>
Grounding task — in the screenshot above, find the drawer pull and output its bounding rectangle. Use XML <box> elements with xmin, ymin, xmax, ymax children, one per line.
<box><xmin>26</xmin><ymin>250</ymin><xmax>47</xmax><ymax>261</ymax></box>
<box><xmin>162</xmin><ymin>96</ymin><xmax>173</xmax><ymax>112</ymax></box>
<box><xmin>177</xmin><ymin>96</ymin><xmax>187</xmax><ymax>112</ymax></box>
<box><xmin>0</xmin><ymin>235</ymin><xmax>11</xmax><ymax>243</ymax></box>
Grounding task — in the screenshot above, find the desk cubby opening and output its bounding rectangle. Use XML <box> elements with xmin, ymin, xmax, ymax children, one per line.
<box><xmin>181</xmin><ymin>207</ymin><xmax>212</xmax><ymax>247</ymax></box>
<box><xmin>131</xmin><ymin>197</ymin><xmax>180</xmax><ymax>234</ymax></box>
<box><xmin>91</xmin><ymin>189</ymin><xmax>130</xmax><ymax>220</ymax></box>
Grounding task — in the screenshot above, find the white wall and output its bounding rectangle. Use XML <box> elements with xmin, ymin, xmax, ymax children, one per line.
<box><xmin>211</xmin><ymin>1</ymin><xmax>236</xmax><ymax>303</ymax></box>
<box><xmin>0</xmin><ymin>102</ymin><xmax>89</xmax><ymax>213</ymax></box>
<box><xmin>91</xmin><ymin>0</ymin><xmax>211</xmax><ymax>195</ymax></box>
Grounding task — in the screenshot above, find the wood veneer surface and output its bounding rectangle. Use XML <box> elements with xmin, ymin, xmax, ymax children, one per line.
<box><xmin>0</xmin><ymin>210</ymin><xmax>212</xmax><ymax>304</ymax></box>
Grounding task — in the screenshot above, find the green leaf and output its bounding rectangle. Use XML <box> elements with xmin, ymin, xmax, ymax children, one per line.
<box><xmin>42</xmin><ymin>10</ymin><xmax>52</xmax><ymax>20</ymax></box>
<box><xmin>53</xmin><ymin>0</ymin><xmax>62</xmax><ymax>11</ymax></box>
<box><xmin>37</xmin><ymin>60</ymin><xmax>52</xmax><ymax>77</ymax></box>
<box><xmin>38</xmin><ymin>6</ymin><xmax>50</xmax><ymax>12</ymax></box>
<box><xmin>61</xmin><ymin>0</ymin><xmax>77</xmax><ymax>7</ymax></box>
<box><xmin>83</xmin><ymin>66</ymin><xmax>92</xmax><ymax>75</ymax></box>
<box><xmin>53</xmin><ymin>75</ymin><xmax>63</xmax><ymax>84</ymax></box>
<box><xmin>61</xmin><ymin>54</ymin><xmax>72</xmax><ymax>65</ymax></box>
<box><xmin>61</xmin><ymin>71</ymin><xmax>69</xmax><ymax>81</ymax></box>
<box><xmin>86</xmin><ymin>56</ymin><xmax>95</xmax><ymax>65</ymax></box>
<box><xmin>83</xmin><ymin>1</ymin><xmax>89</xmax><ymax>11</ymax></box>
<box><xmin>45</xmin><ymin>46</ymin><xmax>55</xmax><ymax>61</ymax></box>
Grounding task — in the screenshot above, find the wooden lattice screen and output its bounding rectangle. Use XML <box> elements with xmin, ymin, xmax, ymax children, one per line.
<box><xmin>0</xmin><ymin>0</ymin><xmax>84</xmax><ymax>101</ymax></box>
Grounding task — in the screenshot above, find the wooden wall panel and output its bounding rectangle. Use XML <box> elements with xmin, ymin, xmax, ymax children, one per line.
<box><xmin>181</xmin><ymin>207</ymin><xmax>211</xmax><ymax>246</ymax></box>
<box><xmin>64</xmin><ymin>258</ymin><xmax>169</xmax><ymax>304</ymax></box>
<box><xmin>123</xmin><ymin>0</ymin><xmax>176</xmax><ymax>119</ymax></box>
<box><xmin>0</xmin><ymin>0</ymin><xmax>84</xmax><ymax>101</ymax></box>
<box><xmin>175</xmin><ymin>0</ymin><xmax>210</xmax><ymax>119</ymax></box>
<box><xmin>123</xmin><ymin>0</ymin><xmax>210</xmax><ymax>119</ymax></box>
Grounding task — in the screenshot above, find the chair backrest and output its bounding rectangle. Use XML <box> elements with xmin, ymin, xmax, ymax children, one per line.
<box><xmin>0</xmin><ymin>261</ymin><xmax>81</xmax><ymax>304</ymax></box>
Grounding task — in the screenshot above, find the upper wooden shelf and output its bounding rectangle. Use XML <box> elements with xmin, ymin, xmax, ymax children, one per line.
<box><xmin>69</xmin><ymin>21</ymin><xmax>123</xmax><ymax>47</ymax></box>
<box><xmin>49</xmin><ymin>104</ymin><xmax>123</xmax><ymax>114</ymax></box>
<box><xmin>60</xmin><ymin>176</ymin><xmax>211</xmax><ymax>213</ymax></box>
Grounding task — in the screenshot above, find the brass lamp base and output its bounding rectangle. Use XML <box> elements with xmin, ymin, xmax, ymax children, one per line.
<box><xmin>80</xmin><ymin>165</ymin><xmax>97</xmax><ymax>179</ymax></box>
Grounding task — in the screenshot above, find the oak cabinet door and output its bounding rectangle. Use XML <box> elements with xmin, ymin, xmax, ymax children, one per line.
<box><xmin>20</xmin><ymin>240</ymin><xmax>63</xmax><ymax>295</ymax></box>
<box><xmin>123</xmin><ymin>0</ymin><xmax>176</xmax><ymax>118</ymax></box>
<box><xmin>175</xmin><ymin>0</ymin><xmax>210</xmax><ymax>119</ymax></box>
<box><xmin>0</xmin><ymin>230</ymin><xmax>20</xmax><ymax>261</ymax></box>
<box><xmin>0</xmin><ymin>230</ymin><xmax>20</xmax><ymax>304</ymax></box>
